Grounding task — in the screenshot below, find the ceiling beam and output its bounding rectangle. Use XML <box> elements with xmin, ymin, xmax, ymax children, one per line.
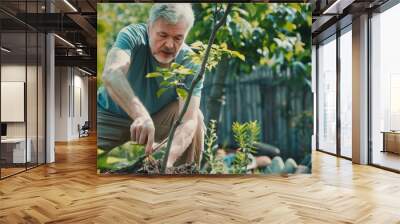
<box><xmin>322</xmin><ymin>0</ymin><xmax>356</xmax><ymax>15</ymax></box>
<box><xmin>55</xmin><ymin>55</ymin><xmax>96</xmax><ymax>72</ymax></box>
<box><xmin>66</xmin><ymin>13</ymin><xmax>96</xmax><ymax>46</ymax></box>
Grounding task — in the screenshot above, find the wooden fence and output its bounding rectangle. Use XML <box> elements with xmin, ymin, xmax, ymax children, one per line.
<box><xmin>200</xmin><ymin>67</ymin><xmax>313</xmax><ymax>162</ymax></box>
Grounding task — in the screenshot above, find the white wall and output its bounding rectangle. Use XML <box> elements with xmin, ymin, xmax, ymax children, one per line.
<box><xmin>72</xmin><ymin>73</ymin><xmax>89</xmax><ymax>138</ymax></box>
<box><xmin>1</xmin><ymin>65</ymin><xmax>41</xmax><ymax>137</ymax></box>
<box><xmin>1</xmin><ymin>65</ymin><xmax>26</xmax><ymax>139</ymax></box>
<box><xmin>55</xmin><ymin>67</ymin><xmax>69</xmax><ymax>141</ymax></box>
<box><xmin>1</xmin><ymin>63</ymin><xmax>46</xmax><ymax>164</ymax></box>
<box><xmin>54</xmin><ymin>67</ymin><xmax>89</xmax><ymax>141</ymax></box>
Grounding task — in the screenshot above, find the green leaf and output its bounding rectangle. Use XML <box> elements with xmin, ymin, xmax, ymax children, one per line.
<box><xmin>146</xmin><ymin>72</ymin><xmax>162</xmax><ymax>78</ymax></box>
<box><xmin>106</xmin><ymin>156</ymin><xmax>128</xmax><ymax>164</ymax></box>
<box><xmin>97</xmin><ymin>143</ymin><xmax>146</xmax><ymax>172</ymax></box>
<box><xmin>156</xmin><ymin>88</ymin><xmax>167</xmax><ymax>98</ymax></box>
<box><xmin>162</xmin><ymin>71</ymin><xmax>174</xmax><ymax>80</ymax></box>
<box><xmin>97</xmin><ymin>148</ymin><xmax>105</xmax><ymax>156</ymax></box>
<box><xmin>191</xmin><ymin>41</ymin><xmax>205</xmax><ymax>50</ymax></box>
<box><xmin>231</xmin><ymin>51</ymin><xmax>245</xmax><ymax>61</ymax></box>
<box><xmin>171</xmin><ymin>63</ymin><xmax>180</xmax><ymax>69</ymax></box>
<box><xmin>174</xmin><ymin>67</ymin><xmax>193</xmax><ymax>75</ymax></box>
<box><xmin>284</xmin><ymin>22</ymin><xmax>296</xmax><ymax>32</ymax></box>
<box><xmin>176</xmin><ymin>88</ymin><xmax>188</xmax><ymax>99</ymax></box>
<box><xmin>285</xmin><ymin>51</ymin><xmax>293</xmax><ymax>61</ymax></box>
<box><xmin>220</xmin><ymin>42</ymin><xmax>228</xmax><ymax>49</ymax></box>
<box><xmin>295</xmin><ymin>40</ymin><xmax>305</xmax><ymax>54</ymax></box>
<box><xmin>160</xmin><ymin>81</ymin><xmax>170</xmax><ymax>87</ymax></box>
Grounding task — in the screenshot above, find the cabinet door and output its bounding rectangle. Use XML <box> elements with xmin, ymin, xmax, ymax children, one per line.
<box><xmin>386</xmin><ymin>133</ymin><xmax>400</xmax><ymax>154</ymax></box>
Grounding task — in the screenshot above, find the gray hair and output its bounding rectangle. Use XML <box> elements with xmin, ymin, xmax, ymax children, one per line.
<box><xmin>149</xmin><ymin>3</ymin><xmax>194</xmax><ymax>30</ymax></box>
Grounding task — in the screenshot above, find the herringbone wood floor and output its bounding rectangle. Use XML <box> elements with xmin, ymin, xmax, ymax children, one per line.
<box><xmin>1</xmin><ymin>135</ymin><xmax>400</xmax><ymax>224</ymax></box>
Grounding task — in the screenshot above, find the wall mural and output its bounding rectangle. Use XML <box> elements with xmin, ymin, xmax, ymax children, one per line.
<box><xmin>97</xmin><ymin>3</ymin><xmax>312</xmax><ymax>175</ymax></box>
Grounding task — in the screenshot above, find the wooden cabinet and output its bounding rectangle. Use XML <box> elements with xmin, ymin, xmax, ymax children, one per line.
<box><xmin>382</xmin><ymin>132</ymin><xmax>400</xmax><ymax>154</ymax></box>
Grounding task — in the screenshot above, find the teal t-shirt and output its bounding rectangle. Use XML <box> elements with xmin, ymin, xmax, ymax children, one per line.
<box><xmin>97</xmin><ymin>23</ymin><xmax>203</xmax><ymax>118</ymax></box>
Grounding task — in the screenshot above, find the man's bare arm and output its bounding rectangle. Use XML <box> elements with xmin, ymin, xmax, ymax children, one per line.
<box><xmin>102</xmin><ymin>47</ymin><xmax>150</xmax><ymax>120</ymax></box>
<box><xmin>166</xmin><ymin>96</ymin><xmax>201</xmax><ymax>167</ymax></box>
<box><xmin>102</xmin><ymin>47</ymin><xmax>154</xmax><ymax>153</ymax></box>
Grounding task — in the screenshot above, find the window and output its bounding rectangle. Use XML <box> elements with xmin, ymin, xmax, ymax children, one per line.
<box><xmin>339</xmin><ymin>27</ymin><xmax>352</xmax><ymax>158</ymax></box>
<box><xmin>318</xmin><ymin>35</ymin><xmax>337</xmax><ymax>154</ymax></box>
<box><xmin>371</xmin><ymin>3</ymin><xmax>400</xmax><ymax>171</ymax></box>
<box><xmin>0</xmin><ymin>0</ymin><xmax>47</xmax><ymax>179</ymax></box>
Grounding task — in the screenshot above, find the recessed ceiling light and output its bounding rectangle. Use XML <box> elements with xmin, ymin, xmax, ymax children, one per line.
<box><xmin>322</xmin><ymin>0</ymin><xmax>354</xmax><ymax>15</ymax></box>
<box><xmin>63</xmin><ymin>0</ymin><xmax>78</xmax><ymax>12</ymax></box>
<box><xmin>78</xmin><ymin>67</ymin><xmax>92</xmax><ymax>76</ymax></box>
<box><xmin>54</xmin><ymin>34</ymin><xmax>75</xmax><ymax>48</ymax></box>
<box><xmin>1</xmin><ymin>47</ymin><xmax>11</xmax><ymax>53</ymax></box>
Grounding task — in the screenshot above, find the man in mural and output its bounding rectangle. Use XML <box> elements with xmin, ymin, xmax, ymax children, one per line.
<box><xmin>97</xmin><ymin>3</ymin><xmax>204</xmax><ymax>169</ymax></box>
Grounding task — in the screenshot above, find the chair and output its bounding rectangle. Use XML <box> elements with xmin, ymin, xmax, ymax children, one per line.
<box><xmin>78</xmin><ymin>121</ymin><xmax>90</xmax><ymax>138</ymax></box>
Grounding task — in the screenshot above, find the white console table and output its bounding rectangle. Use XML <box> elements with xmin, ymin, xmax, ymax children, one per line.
<box><xmin>1</xmin><ymin>138</ymin><xmax>31</xmax><ymax>163</ymax></box>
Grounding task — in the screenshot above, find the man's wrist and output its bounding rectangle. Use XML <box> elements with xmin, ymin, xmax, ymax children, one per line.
<box><xmin>128</xmin><ymin>97</ymin><xmax>151</xmax><ymax>120</ymax></box>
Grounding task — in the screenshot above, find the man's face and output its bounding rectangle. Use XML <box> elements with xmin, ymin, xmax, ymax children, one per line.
<box><xmin>148</xmin><ymin>18</ymin><xmax>189</xmax><ymax>66</ymax></box>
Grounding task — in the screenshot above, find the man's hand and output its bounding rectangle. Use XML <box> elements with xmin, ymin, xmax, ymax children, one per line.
<box><xmin>166</xmin><ymin>96</ymin><xmax>201</xmax><ymax>168</ymax></box>
<box><xmin>130</xmin><ymin>116</ymin><xmax>155</xmax><ymax>155</ymax></box>
<box><xmin>103</xmin><ymin>48</ymin><xmax>155</xmax><ymax>154</ymax></box>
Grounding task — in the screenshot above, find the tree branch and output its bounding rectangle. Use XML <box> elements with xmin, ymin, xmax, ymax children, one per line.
<box><xmin>161</xmin><ymin>3</ymin><xmax>233</xmax><ymax>173</ymax></box>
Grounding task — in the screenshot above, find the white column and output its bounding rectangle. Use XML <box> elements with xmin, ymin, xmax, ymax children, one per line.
<box><xmin>45</xmin><ymin>0</ymin><xmax>56</xmax><ymax>163</ymax></box>
<box><xmin>46</xmin><ymin>33</ymin><xmax>55</xmax><ymax>163</ymax></box>
<box><xmin>352</xmin><ymin>14</ymin><xmax>369</xmax><ymax>164</ymax></box>
<box><xmin>46</xmin><ymin>32</ymin><xmax>55</xmax><ymax>163</ymax></box>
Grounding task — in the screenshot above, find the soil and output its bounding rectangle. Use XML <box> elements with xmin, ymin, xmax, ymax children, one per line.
<box><xmin>139</xmin><ymin>157</ymin><xmax>199</xmax><ymax>174</ymax></box>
